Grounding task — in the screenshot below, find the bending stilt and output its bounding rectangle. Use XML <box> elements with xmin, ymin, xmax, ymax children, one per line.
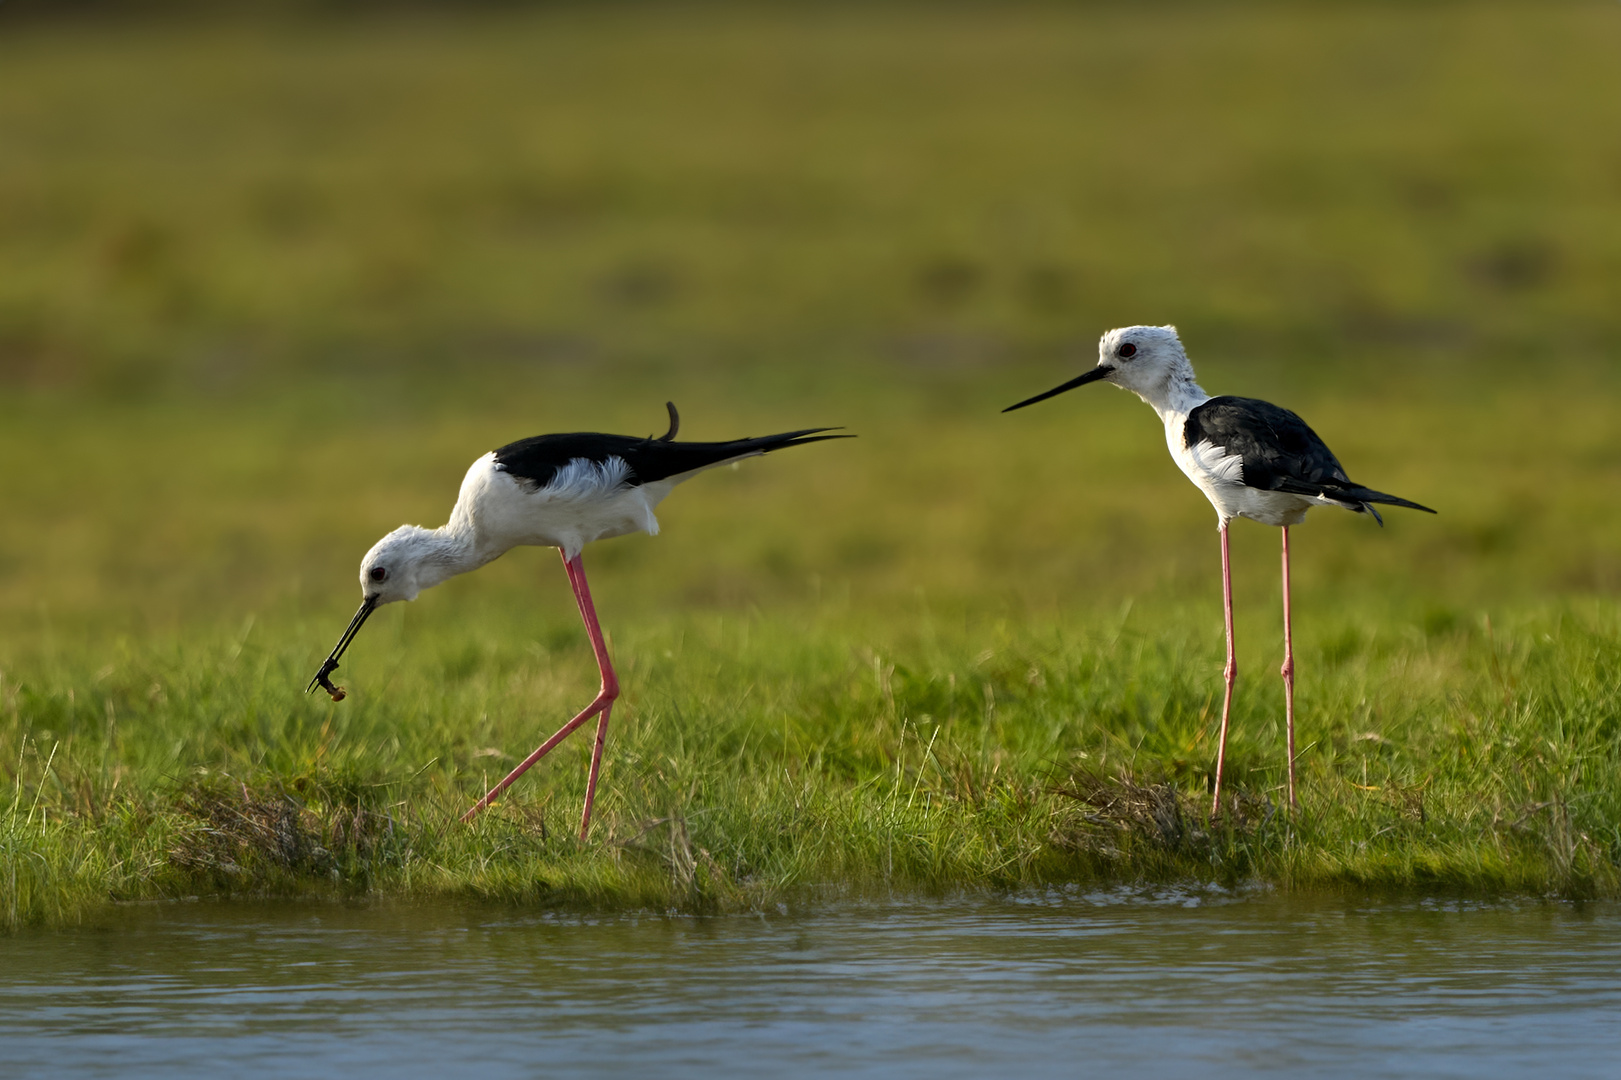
<box><xmin>461</xmin><ymin>550</ymin><xmax>620</xmax><ymax>828</ymax></box>
<box><xmin>1281</xmin><ymin>525</ymin><xmax>1297</xmax><ymax>807</ymax></box>
<box><xmin>1211</xmin><ymin>521</ymin><xmax>1238</xmax><ymax>817</ymax></box>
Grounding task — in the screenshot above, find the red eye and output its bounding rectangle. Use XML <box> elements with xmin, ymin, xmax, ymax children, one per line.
<box><xmin>369</xmin><ymin>567</ymin><xmax>388</xmax><ymax>583</ymax></box>
<box><xmin>1118</xmin><ymin>342</ymin><xmax>1138</xmax><ymax>358</ymax></box>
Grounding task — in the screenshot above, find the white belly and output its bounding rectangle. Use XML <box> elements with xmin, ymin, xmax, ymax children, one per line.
<box><xmin>1206</xmin><ymin>484</ymin><xmax>1315</xmax><ymax>527</ymax></box>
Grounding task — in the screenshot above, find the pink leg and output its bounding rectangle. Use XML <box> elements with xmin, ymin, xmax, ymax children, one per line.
<box><xmin>1211</xmin><ymin>521</ymin><xmax>1237</xmax><ymax>817</ymax></box>
<box><xmin>579</xmin><ymin>705</ymin><xmax>613</xmax><ymax>840</ymax></box>
<box><xmin>1281</xmin><ymin>525</ymin><xmax>1298</xmax><ymax>808</ymax></box>
<box><xmin>461</xmin><ymin>550</ymin><xmax>620</xmax><ymax>832</ymax></box>
<box><xmin>563</xmin><ymin>552</ymin><xmax>619</xmax><ymax>839</ymax></box>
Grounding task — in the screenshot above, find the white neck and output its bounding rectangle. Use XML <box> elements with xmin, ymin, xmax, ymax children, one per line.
<box><xmin>1132</xmin><ymin>368</ymin><xmax>1210</xmax><ymax>424</ymax></box>
<box><xmin>413</xmin><ymin>515</ymin><xmax>492</xmax><ymax>591</ymax></box>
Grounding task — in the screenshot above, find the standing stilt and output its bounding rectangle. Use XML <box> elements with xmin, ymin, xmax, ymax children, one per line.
<box><xmin>1280</xmin><ymin>525</ymin><xmax>1297</xmax><ymax>808</ymax></box>
<box><xmin>1004</xmin><ymin>325</ymin><xmax>1435</xmax><ymax>816</ymax></box>
<box><xmin>461</xmin><ymin>550</ymin><xmax>620</xmax><ymax>828</ymax></box>
<box><xmin>1211</xmin><ymin>521</ymin><xmax>1238</xmax><ymax>817</ymax></box>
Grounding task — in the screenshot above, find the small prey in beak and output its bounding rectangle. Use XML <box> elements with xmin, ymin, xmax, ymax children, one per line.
<box><xmin>307</xmin><ymin>594</ymin><xmax>379</xmax><ymax>702</ymax></box>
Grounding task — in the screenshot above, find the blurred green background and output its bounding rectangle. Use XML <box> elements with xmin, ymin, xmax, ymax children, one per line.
<box><xmin>1</xmin><ymin>0</ymin><xmax>1618</xmax><ymax>670</ymax></box>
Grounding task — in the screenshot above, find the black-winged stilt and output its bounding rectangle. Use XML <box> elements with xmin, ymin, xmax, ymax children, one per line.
<box><xmin>1004</xmin><ymin>325</ymin><xmax>1433</xmax><ymax>812</ymax></box>
<box><xmin>308</xmin><ymin>403</ymin><xmax>846</xmax><ymax>836</ymax></box>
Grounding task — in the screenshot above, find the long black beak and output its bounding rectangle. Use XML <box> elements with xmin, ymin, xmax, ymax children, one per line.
<box><xmin>1002</xmin><ymin>365</ymin><xmax>1114</xmax><ymax>412</ymax></box>
<box><xmin>307</xmin><ymin>595</ymin><xmax>379</xmax><ymax>701</ymax></box>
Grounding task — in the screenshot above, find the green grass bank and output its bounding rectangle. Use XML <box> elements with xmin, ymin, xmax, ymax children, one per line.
<box><xmin>4</xmin><ymin>2</ymin><xmax>1621</xmax><ymax>928</ymax></box>
<box><xmin>8</xmin><ymin>599</ymin><xmax>1621</xmax><ymax>930</ymax></box>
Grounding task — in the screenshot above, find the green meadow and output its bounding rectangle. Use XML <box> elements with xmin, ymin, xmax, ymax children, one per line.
<box><xmin>4</xmin><ymin>2</ymin><xmax>1621</xmax><ymax>929</ymax></box>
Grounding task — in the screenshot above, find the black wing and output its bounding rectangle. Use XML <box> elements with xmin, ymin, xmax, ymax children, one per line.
<box><xmin>494</xmin><ymin>427</ymin><xmax>846</xmax><ymax>490</ymax></box>
<box><xmin>1185</xmin><ymin>396</ymin><xmax>1434</xmax><ymax>516</ymax></box>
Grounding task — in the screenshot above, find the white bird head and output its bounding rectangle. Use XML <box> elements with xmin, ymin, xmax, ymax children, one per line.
<box><xmin>308</xmin><ymin>524</ymin><xmax>456</xmax><ymax>699</ymax></box>
<box><xmin>1003</xmin><ymin>324</ymin><xmax>1198</xmax><ymax>414</ymax></box>
<box><xmin>359</xmin><ymin>525</ymin><xmax>440</xmax><ymax>606</ymax></box>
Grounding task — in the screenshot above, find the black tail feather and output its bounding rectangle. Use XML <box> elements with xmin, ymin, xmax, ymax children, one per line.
<box><xmin>1339</xmin><ymin>486</ymin><xmax>1436</xmax><ymax>515</ymax></box>
<box><xmin>494</xmin><ymin>426</ymin><xmax>851</xmax><ymax>490</ymax></box>
<box><xmin>631</xmin><ymin>427</ymin><xmax>852</xmax><ymax>481</ymax></box>
<box><xmin>708</xmin><ymin>427</ymin><xmax>852</xmax><ymax>454</ymax></box>
<box><xmin>634</xmin><ymin>428</ymin><xmax>851</xmax><ymax>482</ymax></box>
<box><xmin>1272</xmin><ymin>477</ymin><xmax>1436</xmax><ymax>517</ymax></box>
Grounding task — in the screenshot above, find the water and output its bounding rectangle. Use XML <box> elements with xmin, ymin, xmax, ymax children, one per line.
<box><xmin>4</xmin><ymin>889</ymin><xmax>1619</xmax><ymax>1078</ymax></box>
